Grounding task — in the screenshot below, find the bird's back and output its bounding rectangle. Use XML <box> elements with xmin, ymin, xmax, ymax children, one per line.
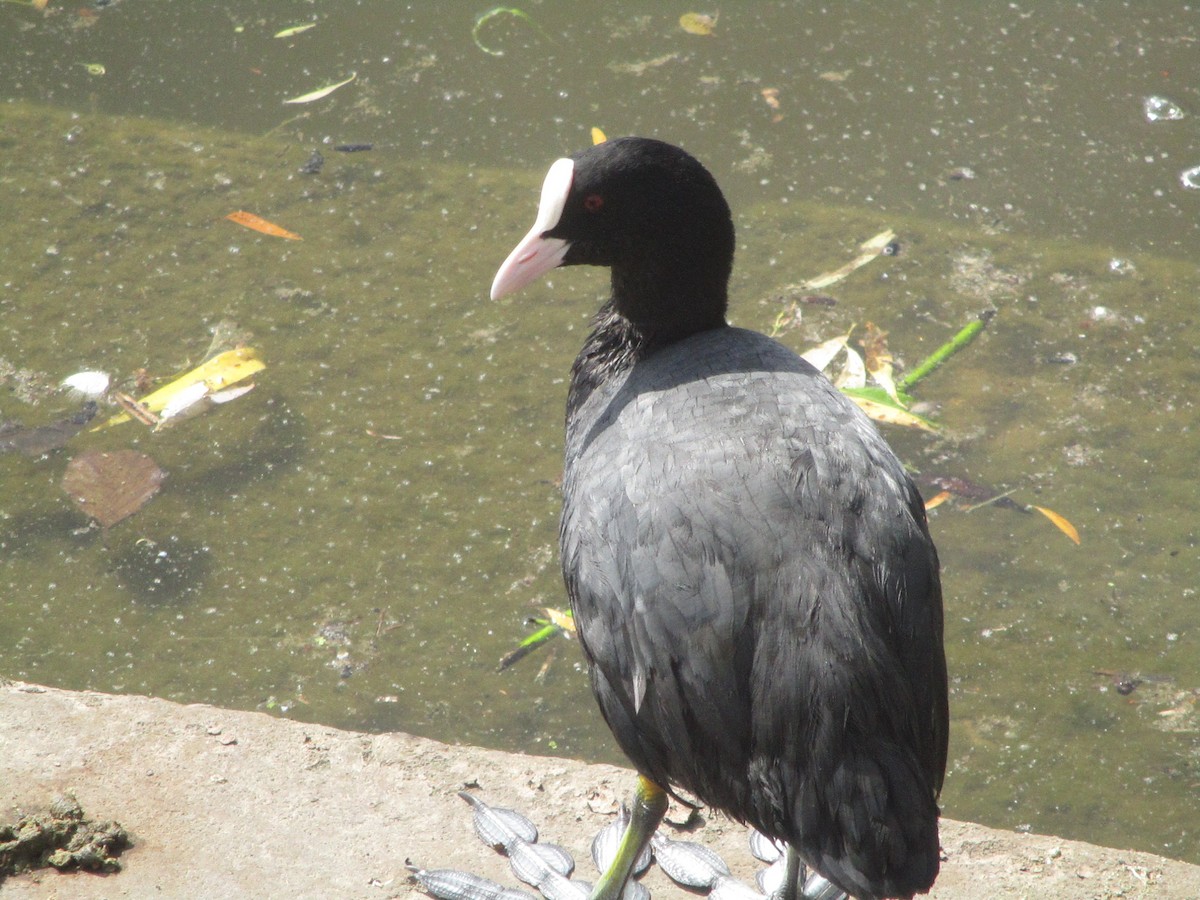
<box><xmin>561</xmin><ymin>326</ymin><xmax>947</xmax><ymax>899</ymax></box>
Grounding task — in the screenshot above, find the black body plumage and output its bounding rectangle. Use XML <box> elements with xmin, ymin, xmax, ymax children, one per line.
<box><xmin>496</xmin><ymin>137</ymin><xmax>947</xmax><ymax>900</ymax></box>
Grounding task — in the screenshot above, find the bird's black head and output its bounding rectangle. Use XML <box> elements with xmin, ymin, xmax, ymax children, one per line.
<box><xmin>492</xmin><ymin>137</ymin><xmax>735</xmax><ymax>343</ymax></box>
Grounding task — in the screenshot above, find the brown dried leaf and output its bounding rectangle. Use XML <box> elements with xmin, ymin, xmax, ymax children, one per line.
<box><xmin>860</xmin><ymin>321</ymin><xmax>899</xmax><ymax>401</ymax></box>
<box><xmin>860</xmin><ymin>321</ymin><xmax>892</xmax><ymax>373</ymax></box>
<box><xmin>62</xmin><ymin>449</ymin><xmax>166</xmax><ymax>528</ymax></box>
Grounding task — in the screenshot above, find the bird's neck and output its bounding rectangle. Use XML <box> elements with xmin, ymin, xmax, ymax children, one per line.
<box><xmin>609</xmin><ymin>266</ymin><xmax>728</xmax><ymax>346</ymax></box>
<box><xmin>566</xmin><ymin>272</ymin><xmax>728</xmax><ymax>424</ymax></box>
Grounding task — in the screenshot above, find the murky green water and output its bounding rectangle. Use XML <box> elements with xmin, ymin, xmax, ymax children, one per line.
<box><xmin>2</xmin><ymin>0</ymin><xmax>1198</xmax><ymax>866</ymax></box>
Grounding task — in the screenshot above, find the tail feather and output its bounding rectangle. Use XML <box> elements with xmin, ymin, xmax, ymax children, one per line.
<box><xmin>804</xmin><ymin>748</ymin><xmax>940</xmax><ymax>900</ymax></box>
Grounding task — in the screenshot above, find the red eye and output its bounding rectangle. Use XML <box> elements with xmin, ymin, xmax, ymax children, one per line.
<box><xmin>583</xmin><ymin>193</ymin><xmax>604</xmax><ymax>212</ymax></box>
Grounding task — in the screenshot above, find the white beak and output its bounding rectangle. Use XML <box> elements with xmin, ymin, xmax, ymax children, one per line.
<box><xmin>490</xmin><ymin>157</ymin><xmax>575</xmax><ymax>300</ymax></box>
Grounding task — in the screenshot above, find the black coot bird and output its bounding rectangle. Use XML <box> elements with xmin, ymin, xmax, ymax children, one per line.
<box><xmin>491</xmin><ymin>138</ymin><xmax>947</xmax><ymax>900</ymax></box>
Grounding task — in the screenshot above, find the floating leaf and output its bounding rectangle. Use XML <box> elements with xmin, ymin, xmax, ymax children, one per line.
<box><xmin>771</xmin><ymin>232</ymin><xmax>896</xmax><ymax>336</ymax></box>
<box><xmin>846</xmin><ymin>394</ymin><xmax>938</xmax><ymax>432</ymax></box>
<box><xmin>924</xmin><ymin>490</ymin><xmax>952</xmax><ymax>511</ymax></box>
<box><xmin>472</xmin><ymin>7</ymin><xmax>550</xmax><ymax>57</ymax></box>
<box><xmin>803</xmin><ymin>229</ymin><xmax>896</xmax><ymax>290</ymax></box>
<box><xmin>800</xmin><ymin>333</ymin><xmax>850</xmax><ymax>373</ymax></box>
<box><xmin>869</xmin><ymin>360</ymin><xmax>899</xmax><ymax>401</ymax></box>
<box><xmin>157</xmin><ymin>382</ymin><xmax>256</xmax><ymax>430</ymax></box>
<box><xmin>679</xmin><ymin>12</ymin><xmax>717</xmax><ymax>36</ymax></box>
<box><xmin>591</xmin><ymin>126</ymin><xmax>607</xmax><ymax>145</ymax></box>
<box><xmin>63</xmin><ymin>449</ymin><xmax>166</xmax><ymax>528</ymax></box>
<box><xmin>282</xmin><ymin>71</ymin><xmax>356</xmax><ymax>104</ymax></box>
<box><xmin>97</xmin><ymin>348</ymin><xmax>265</xmax><ymax>430</ymax></box>
<box><xmin>225</xmin><ymin>210</ymin><xmax>302</xmax><ymax>241</ymax></box>
<box><xmin>274</xmin><ymin>23</ymin><xmax>316</xmax><ymax>38</ymax></box>
<box><xmin>1033</xmin><ymin>506</ymin><xmax>1081</xmax><ymax>545</ymax></box>
<box><xmin>761</xmin><ymin>87</ymin><xmax>783</xmax><ymax>122</ymax></box>
<box><xmin>157</xmin><ymin>381</ymin><xmax>213</xmax><ymax>423</ymax></box>
<box><xmin>832</xmin><ymin>344</ymin><xmax>866</xmax><ymax>390</ymax></box>
<box><xmin>542</xmin><ymin>607</ymin><xmax>576</xmax><ymax>633</ymax></box>
<box><xmin>860</xmin><ymin>321</ymin><xmax>899</xmax><ymax>402</ymax></box>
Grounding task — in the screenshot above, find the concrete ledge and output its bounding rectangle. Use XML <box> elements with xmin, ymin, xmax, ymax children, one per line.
<box><xmin>1</xmin><ymin>680</ymin><xmax>1196</xmax><ymax>899</ymax></box>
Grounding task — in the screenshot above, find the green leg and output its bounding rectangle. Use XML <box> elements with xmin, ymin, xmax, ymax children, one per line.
<box><xmin>589</xmin><ymin>776</ymin><xmax>668</xmax><ymax>900</ymax></box>
<box><xmin>782</xmin><ymin>846</ymin><xmax>802</xmax><ymax>900</ymax></box>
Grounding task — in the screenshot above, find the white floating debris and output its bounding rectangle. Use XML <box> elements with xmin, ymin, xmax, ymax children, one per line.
<box><xmin>1179</xmin><ymin>165</ymin><xmax>1200</xmax><ymax>190</ymax></box>
<box><xmin>1143</xmin><ymin>95</ymin><xmax>1185</xmax><ymax>122</ymax></box>
<box><xmin>156</xmin><ymin>382</ymin><xmax>256</xmax><ymax>429</ymax></box>
<box><xmin>61</xmin><ymin>370</ymin><xmax>111</xmax><ymax>399</ymax></box>
<box><xmin>158</xmin><ymin>381</ymin><xmax>211</xmax><ymax>422</ymax></box>
<box><xmin>209</xmin><ymin>383</ymin><xmax>256</xmax><ymax>405</ymax></box>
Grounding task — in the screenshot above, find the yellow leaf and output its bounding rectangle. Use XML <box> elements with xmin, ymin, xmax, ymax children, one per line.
<box><xmin>591</xmin><ymin>127</ymin><xmax>607</xmax><ymax>145</ymax></box>
<box><xmin>1033</xmin><ymin>506</ymin><xmax>1081</xmax><ymax>545</ymax></box>
<box><xmin>282</xmin><ymin>72</ymin><xmax>356</xmax><ymax>104</ymax></box>
<box><xmin>96</xmin><ymin>348</ymin><xmax>265</xmax><ymax>430</ymax></box>
<box><xmin>679</xmin><ymin>12</ymin><xmax>717</xmax><ymax>36</ymax></box>
<box><xmin>542</xmin><ymin>607</ymin><xmax>576</xmax><ymax>633</ymax></box>
<box><xmin>849</xmin><ymin>396</ymin><xmax>938</xmax><ymax>432</ymax></box>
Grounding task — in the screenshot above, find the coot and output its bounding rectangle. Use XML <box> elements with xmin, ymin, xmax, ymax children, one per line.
<box><xmin>491</xmin><ymin>137</ymin><xmax>947</xmax><ymax>900</ymax></box>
